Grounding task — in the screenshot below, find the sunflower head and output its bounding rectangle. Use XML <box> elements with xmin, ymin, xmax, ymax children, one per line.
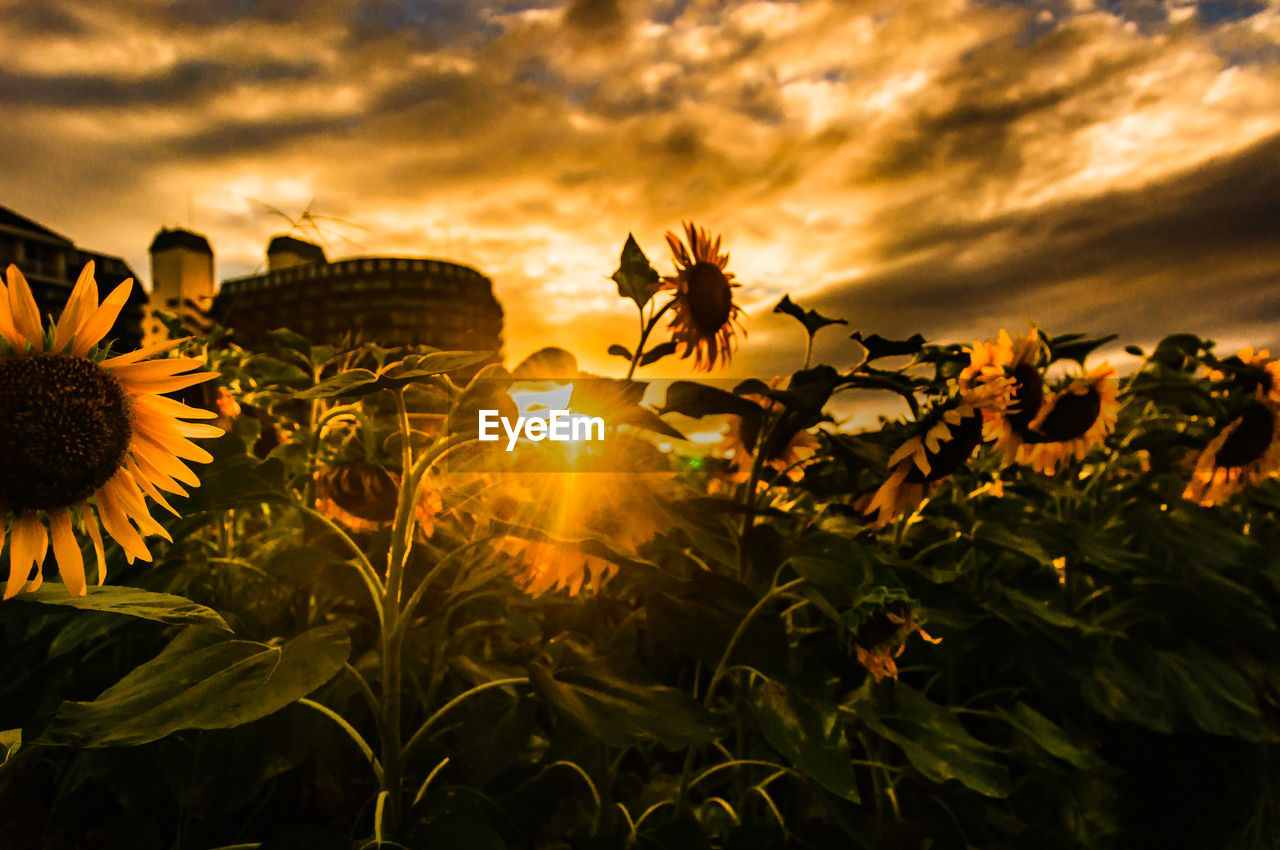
<box><xmin>1184</xmin><ymin>399</ymin><xmax>1280</xmax><ymax>506</ymax></box>
<box><xmin>659</xmin><ymin>222</ymin><xmax>743</xmax><ymax>371</ymax></box>
<box><xmin>961</xmin><ymin>328</ymin><xmax>1046</xmax><ymax>460</ymax></box>
<box><xmin>1</xmin><ymin>263</ymin><xmax>219</xmax><ymax>598</ymax></box>
<box><xmin>849</xmin><ymin>596</ymin><xmax>940</xmax><ymax>682</ymax></box>
<box><xmin>1017</xmin><ymin>364</ymin><xmax>1119</xmax><ymax>476</ymax></box>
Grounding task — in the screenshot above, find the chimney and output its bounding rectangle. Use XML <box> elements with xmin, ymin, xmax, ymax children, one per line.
<box><xmin>267</xmin><ymin>234</ymin><xmax>326</xmax><ymax>271</ymax></box>
<box><xmin>147</xmin><ymin>227</ymin><xmax>214</xmax><ymax>345</ymax></box>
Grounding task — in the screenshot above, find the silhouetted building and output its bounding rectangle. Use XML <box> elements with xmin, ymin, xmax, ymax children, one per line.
<box><xmin>148</xmin><ymin>227</ymin><xmax>215</xmax><ymax>345</ymax></box>
<box><xmin>0</xmin><ymin>204</ymin><xmax>147</xmax><ymax>350</ymax></box>
<box><xmin>206</xmin><ymin>234</ymin><xmax>504</xmax><ymax>355</ymax></box>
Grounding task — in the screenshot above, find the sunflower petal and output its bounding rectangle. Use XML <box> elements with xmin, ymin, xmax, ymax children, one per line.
<box><xmin>49</xmin><ymin>509</ymin><xmax>87</xmax><ymax>597</ymax></box>
<box><xmin>100</xmin><ymin>336</ymin><xmax>191</xmax><ymax>369</ymax></box>
<box><xmin>53</xmin><ymin>261</ymin><xmax>100</xmax><ymax>353</ymax></box>
<box><xmin>82</xmin><ymin>507</ymin><xmax>108</xmax><ymax>585</ymax></box>
<box><xmin>6</xmin><ymin>265</ymin><xmax>45</xmax><ymax>351</ymax></box>
<box><xmin>0</xmin><ymin>280</ymin><xmax>27</xmax><ymax>350</ymax></box>
<box><xmin>96</xmin><ymin>487</ymin><xmax>151</xmax><ymax>564</ymax></box>
<box><xmin>110</xmin><ymin>357</ymin><xmax>207</xmax><ymax>382</ymax></box>
<box><xmin>5</xmin><ymin>512</ymin><xmax>47</xmax><ymax>599</ymax></box>
<box><xmin>71</xmin><ymin>278</ymin><xmax>134</xmax><ymax>357</ymax></box>
<box><xmin>121</xmin><ymin>371</ymin><xmax>220</xmax><ymax>394</ymax></box>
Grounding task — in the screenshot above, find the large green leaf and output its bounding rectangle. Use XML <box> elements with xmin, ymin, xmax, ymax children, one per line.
<box><xmin>751</xmin><ymin>681</ymin><xmax>861</xmax><ymax>801</ymax></box>
<box><xmin>10</xmin><ymin>585</ymin><xmax>230</xmax><ymax>631</ymax></box>
<box><xmin>612</xmin><ymin>233</ymin><xmax>660</xmax><ymax>310</ymax></box>
<box><xmin>528</xmin><ymin>659</ymin><xmax>720</xmax><ymax>749</ymax></box>
<box><xmin>41</xmin><ymin>625</ymin><xmax>349</xmax><ymax>747</ymax></box>
<box><xmin>855</xmin><ymin>685</ymin><xmax>1010</xmax><ymax>798</ymax></box>
<box><xmin>1157</xmin><ymin>647</ymin><xmax>1264</xmax><ymax>740</ymax></box>
<box><xmin>996</xmin><ymin>703</ymin><xmax>1097</xmax><ymax>769</ymax></box>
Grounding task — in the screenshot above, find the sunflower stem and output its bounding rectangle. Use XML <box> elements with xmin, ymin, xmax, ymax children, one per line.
<box><xmin>625</xmin><ymin>298</ymin><xmax>677</xmax><ymax>380</ymax></box>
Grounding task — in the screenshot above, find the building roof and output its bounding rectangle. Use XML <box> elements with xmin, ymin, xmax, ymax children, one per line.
<box><xmin>0</xmin><ymin>204</ymin><xmax>74</xmax><ymax>245</ymax></box>
<box><xmin>267</xmin><ymin>234</ymin><xmax>327</xmax><ymax>264</ymax></box>
<box><xmin>150</xmin><ymin>228</ymin><xmax>213</xmax><ymax>255</ymax></box>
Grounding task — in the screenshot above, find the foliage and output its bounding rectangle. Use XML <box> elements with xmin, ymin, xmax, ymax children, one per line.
<box><xmin>1</xmin><ymin>232</ymin><xmax>1279</xmax><ymax>850</ymax></box>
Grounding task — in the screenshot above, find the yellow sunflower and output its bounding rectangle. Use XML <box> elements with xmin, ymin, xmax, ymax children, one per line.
<box><xmin>658</xmin><ymin>222</ymin><xmax>744</xmax><ymax>371</ymax></box>
<box><xmin>1233</xmin><ymin>348</ymin><xmax>1280</xmax><ymax>404</ymax></box>
<box><xmin>1015</xmin><ymin>364</ymin><xmax>1120</xmax><ymax>475</ymax></box>
<box><xmin>0</xmin><ymin>262</ymin><xmax>219</xmax><ymax>598</ymax></box>
<box><xmin>1184</xmin><ymin>399</ymin><xmax>1280</xmax><ymax>506</ymax></box>
<box><xmin>959</xmin><ymin>327</ymin><xmax>1045</xmax><ymax>466</ymax></box>
<box><xmin>865</xmin><ymin>378</ymin><xmax>1013</xmax><ymax>529</ymax></box>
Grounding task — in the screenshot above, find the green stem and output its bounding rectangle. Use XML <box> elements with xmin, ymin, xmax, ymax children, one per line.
<box><xmin>625</xmin><ymin>298</ymin><xmax>677</xmax><ymax>380</ymax></box>
<box><xmin>401</xmin><ymin>677</ymin><xmax>529</xmax><ymax>767</ymax></box>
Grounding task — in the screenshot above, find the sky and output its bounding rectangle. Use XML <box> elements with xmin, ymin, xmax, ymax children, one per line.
<box><xmin>2</xmin><ymin>0</ymin><xmax>1279</xmax><ymax>383</ymax></box>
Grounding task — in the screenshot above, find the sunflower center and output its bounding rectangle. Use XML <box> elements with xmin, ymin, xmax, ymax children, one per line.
<box><xmin>1216</xmin><ymin>402</ymin><xmax>1275</xmax><ymax>468</ymax></box>
<box><xmin>1005</xmin><ymin>362</ymin><xmax>1044</xmax><ymax>433</ymax></box>
<box><xmin>0</xmin><ymin>354</ymin><xmax>132</xmax><ymax>511</ymax></box>
<box><xmin>684</xmin><ymin>262</ymin><xmax>733</xmax><ymax>333</ymax></box>
<box><xmin>1027</xmin><ymin>386</ymin><xmax>1102</xmax><ymax>443</ymax></box>
<box><xmin>905</xmin><ymin>411</ymin><xmax>984</xmax><ymax>484</ymax></box>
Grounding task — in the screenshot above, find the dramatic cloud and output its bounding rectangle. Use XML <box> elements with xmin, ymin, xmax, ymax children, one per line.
<box><xmin>1</xmin><ymin>0</ymin><xmax>1277</xmax><ymax>381</ymax></box>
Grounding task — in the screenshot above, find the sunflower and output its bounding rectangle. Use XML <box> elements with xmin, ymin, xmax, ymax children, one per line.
<box><xmin>658</xmin><ymin>222</ymin><xmax>744</xmax><ymax>371</ymax></box>
<box><xmin>850</xmin><ymin>598</ymin><xmax>941</xmax><ymax>683</ymax></box>
<box><xmin>1227</xmin><ymin>348</ymin><xmax>1280</xmax><ymax>404</ymax></box>
<box><xmin>314</xmin><ymin>461</ymin><xmax>443</xmax><ymax>538</ymax></box>
<box><xmin>489</xmin><ymin>472</ymin><xmax>673</xmax><ymax>596</ymax></box>
<box><xmin>1183</xmin><ymin>399</ymin><xmax>1280</xmax><ymax>506</ymax></box>
<box><xmin>865</xmin><ymin>378</ymin><xmax>1013</xmax><ymax>529</ymax></box>
<box><xmin>1015</xmin><ymin>364</ymin><xmax>1120</xmax><ymax>475</ymax></box>
<box><xmin>960</xmin><ymin>328</ymin><xmax>1045</xmax><ymax>466</ymax></box>
<box><xmin>0</xmin><ymin>262</ymin><xmax>219</xmax><ymax>598</ymax></box>
<box><xmin>720</xmin><ymin>379</ymin><xmax>820</xmax><ymax>483</ymax></box>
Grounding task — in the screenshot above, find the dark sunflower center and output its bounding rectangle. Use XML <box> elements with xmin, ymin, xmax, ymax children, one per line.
<box><xmin>684</xmin><ymin>262</ymin><xmax>733</xmax><ymax>334</ymax></box>
<box><xmin>1215</xmin><ymin>402</ymin><xmax>1275</xmax><ymax>468</ymax></box>
<box><xmin>854</xmin><ymin>602</ymin><xmax>909</xmax><ymax>650</ymax></box>
<box><xmin>319</xmin><ymin>465</ymin><xmax>400</xmax><ymax>522</ymax></box>
<box><xmin>1005</xmin><ymin>361</ymin><xmax>1044</xmax><ymax>433</ymax></box>
<box><xmin>1026</xmin><ymin>386</ymin><xmax>1102</xmax><ymax>444</ymax></box>
<box><xmin>905</xmin><ymin>411</ymin><xmax>984</xmax><ymax>484</ymax></box>
<box><xmin>0</xmin><ymin>354</ymin><xmax>132</xmax><ymax>511</ymax></box>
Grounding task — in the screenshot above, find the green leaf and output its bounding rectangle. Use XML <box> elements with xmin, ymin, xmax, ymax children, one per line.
<box><xmin>176</xmin><ymin>457</ymin><xmax>289</xmax><ymax>512</ymax></box>
<box><xmin>856</xmin><ymin>685</ymin><xmax>1010</xmax><ymax>798</ymax></box>
<box><xmin>267</xmin><ymin>328</ymin><xmax>313</xmax><ymax>360</ymax></box>
<box><xmin>528</xmin><ymin>659</ymin><xmax>720</xmax><ymax>748</ymax></box>
<box><xmin>0</xmin><ymin>729</ymin><xmax>21</xmax><ymax>764</ymax></box>
<box><xmin>295</xmin><ymin>369</ymin><xmax>380</xmax><ymax>399</ymax></box>
<box><xmin>608</xmin><ymin>344</ymin><xmax>633</xmax><ymax>361</ymax></box>
<box><xmin>41</xmin><ymin>625</ymin><xmax>349</xmax><ymax>747</ymax></box>
<box><xmin>751</xmin><ymin>681</ymin><xmax>861</xmax><ymax>801</ymax></box>
<box><xmin>774</xmin><ymin>295</ymin><xmax>847</xmax><ymax>339</ymax></box>
<box><xmin>659</xmin><ymin>381</ymin><xmax>764</xmax><ymax>419</ymax></box>
<box><xmin>11</xmin><ymin>585</ymin><xmax>230</xmax><ymax>631</ymax></box>
<box><xmin>640</xmin><ymin>340</ymin><xmax>679</xmax><ymax>367</ymax></box>
<box><xmin>1047</xmin><ymin>332</ymin><xmax>1117</xmax><ymax>366</ymax></box>
<box><xmin>996</xmin><ymin>703</ymin><xmax>1097</xmax><ymax>769</ymax></box>
<box><xmin>849</xmin><ymin>332</ymin><xmax>926</xmax><ymax>361</ymax></box>
<box><xmin>612</xmin><ymin>234</ymin><xmax>660</xmax><ymax>310</ymax></box>
<box><xmin>1157</xmin><ymin>647</ymin><xmax>1264</xmax><ymax>739</ymax></box>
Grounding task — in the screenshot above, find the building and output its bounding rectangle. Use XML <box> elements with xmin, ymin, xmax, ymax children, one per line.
<box><xmin>0</xmin><ymin>205</ymin><xmax>147</xmax><ymax>350</ymax></box>
<box><xmin>205</xmin><ymin>234</ymin><xmax>504</xmax><ymax>356</ymax></box>
<box><xmin>147</xmin><ymin>227</ymin><xmax>215</xmax><ymax>345</ymax></box>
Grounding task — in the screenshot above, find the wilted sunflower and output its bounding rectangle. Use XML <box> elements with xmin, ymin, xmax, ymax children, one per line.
<box><xmin>850</xmin><ymin>598</ymin><xmax>940</xmax><ymax>683</ymax></box>
<box><xmin>865</xmin><ymin>378</ymin><xmax>1013</xmax><ymax>529</ymax></box>
<box><xmin>658</xmin><ymin>222</ymin><xmax>744</xmax><ymax>371</ymax></box>
<box><xmin>1184</xmin><ymin>399</ymin><xmax>1280</xmax><ymax>506</ymax></box>
<box><xmin>314</xmin><ymin>461</ymin><xmax>442</xmax><ymax>538</ymax></box>
<box><xmin>1016</xmin><ymin>364</ymin><xmax>1120</xmax><ymax>476</ymax></box>
<box><xmin>0</xmin><ymin>263</ymin><xmax>219</xmax><ymax>598</ymax></box>
<box><xmin>960</xmin><ymin>327</ymin><xmax>1045</xmax><ymax>466</ymax></box>
<box><xmin>720</xmin><ymin>379</ymin><xmax>820</xmax><ymax>483</ymax></box>
<box><xmin>1223</xmin><ymin>348</ymin><xmax>1280</xmax><ymax>405</ymax></box>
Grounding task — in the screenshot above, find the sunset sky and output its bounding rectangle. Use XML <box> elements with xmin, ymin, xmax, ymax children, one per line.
<box><xmin>3</xmin><ymin>0</ymin><xmax>1279</xmax><ymax>380</ymax></box>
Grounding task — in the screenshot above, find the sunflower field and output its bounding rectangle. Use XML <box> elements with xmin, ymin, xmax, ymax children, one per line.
<box><xmin>1</xmin><ymin>226</ymin><xmax>1280</xmax><ymax>850</ymax></box>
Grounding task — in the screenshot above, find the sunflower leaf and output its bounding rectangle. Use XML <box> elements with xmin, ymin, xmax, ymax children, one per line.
<box><xmin>39</xmin><ymin>625</ymin><xmax>349</xmax><ymax>748</ymax></box>
<box><xmin>612</xmin><ymin>234</ymin><xmax>660</xmax><ymax>310</ymax></box>
<box><xmin>849</xmin><ymin>332</ymin><xmax>926</xmax><ymax>362</ymax></box>
<box><xmin>11</xmin><ymin>585</ymin><xmax>230</xmax><ymax>631</ymax></box>
<box><xmin>774</xmin><ymin>295</ymin><xmax>847</xmax><ymax>339</ymax></box>
<box><xmin>608</xmin><ymin>344</ymin><xmax>633</xmax><ymax>361</ymax></box>
<box><xmin>640</xmin><ymin>340</ymin><xmax>679</xmax><ymax>366</ymax></box>
<box><xmin>659</xmin><ymin>381</ymin><xmax>765</xmax><ymax>419</ymax></box>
